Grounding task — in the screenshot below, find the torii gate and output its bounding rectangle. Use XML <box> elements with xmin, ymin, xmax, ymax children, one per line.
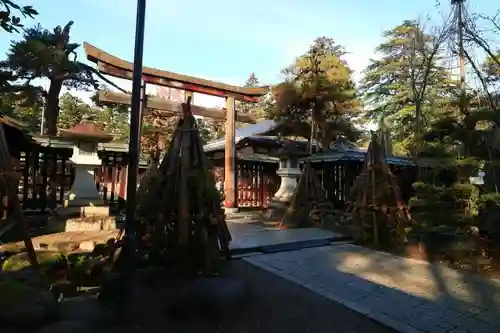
<box><xmin>84</xmin><ymin>42</ymin><xmax>268</xmax><ymax>212</ymax></box>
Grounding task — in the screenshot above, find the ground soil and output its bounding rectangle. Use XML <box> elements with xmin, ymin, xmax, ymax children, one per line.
<box><xmin>101</xmin><ymin>259</ymin><xmax>396</xmax><ymax>333</ymax></box>
<box><xmin>390</xmin><ymin>242</ymin><xmax>500</xmax><ymax>279</ymax></box>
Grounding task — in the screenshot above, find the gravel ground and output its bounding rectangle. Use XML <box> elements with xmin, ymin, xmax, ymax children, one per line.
<box><xmin>104</xmin><ymin>259</ymin><xmax>396</xmax><ymax>333</ymax></box>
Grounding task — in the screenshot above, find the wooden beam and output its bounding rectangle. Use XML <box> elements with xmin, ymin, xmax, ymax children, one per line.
<box><xmin>224</xmin><ymin>96</ymin><xmax>237</xmax><ymax>211</ymax></box>
<box><xmin>99</xmin><ymin>63</ymin><xmax>262</xmax><ymax>103</ymax></box>
<box><xmin>84</xmin><ymin>42</ymin><xmax>269</xmax><ymax>102</ymax></box>
<box><xmin>98</xmin><ymin>90</ymin><xmax>256</xmax><ymax>124</ymax></box>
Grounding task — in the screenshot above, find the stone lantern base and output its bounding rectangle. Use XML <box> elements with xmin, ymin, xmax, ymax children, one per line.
<box><xmin>262</xmin><ymin>199</ymin><xmax>290</xmax><ymax>224</ymax></box>
<box><xmin>48</xmin><ymin>164</ymin><xmax>116</xmax><ymax>233</ymax></box>
<box><xmin>262</xmin><ymin>166</ymin><xmax>301</xmax><ymax>225</ymax></box>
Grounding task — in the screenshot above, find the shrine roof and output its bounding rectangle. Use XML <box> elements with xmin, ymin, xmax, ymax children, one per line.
<box><xmin>270</xmin><ymin>140</ymin><xmax>310</xmax><ymax>158</ymax></box>
<box><xmin>237</xmin><ymin>152</ymin><xmax>279</xmax><ymax>163</ymax></box>
<box><xmin>0</xmin><ymin>116</ymin><xmax>34</xmax><ymax>155</ymax></box>
<box><xmin>0</xmin><ymin>115</ymin><xmax>28</xmax><ymax>131</ymax></box>
<box><xmin>59</xmin><ymin>120</ymin><xmax>113</xmax><ymax>142</ymax></box>
<box><xmin>302</xmin><ymin>149</ymin><xmax>420</xmax><ymax>167</ymax></box>
<box><xmin>203</xmin><ymin>119</ymin><xmax>279</xmax><ymax>152</ymax></box>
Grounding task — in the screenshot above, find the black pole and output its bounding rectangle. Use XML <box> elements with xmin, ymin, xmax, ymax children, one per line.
<box><xmin>120</xmin><ymin>0</ymin><xmax>146</xmax><ymax>310</ymax></box>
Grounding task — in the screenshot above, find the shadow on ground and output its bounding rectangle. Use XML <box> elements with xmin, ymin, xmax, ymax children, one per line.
<box><xmin>105</xmin><ymin>259</ymin><xmax>395</xmax><ymax>333</ymax></box>
<box><xmin>246</xmin><ymin>244</ymin><xmax>500</xmax><ymax>332</ymax></box>
<box><xmin>336</xmin><ymin>245</ymin><xmax>500</xmax><ymax>332</ymax></box>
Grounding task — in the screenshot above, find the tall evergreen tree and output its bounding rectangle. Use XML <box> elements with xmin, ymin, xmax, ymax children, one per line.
<box><xmin>57</xmin><ymin>93</ymin><xmax>96</xmax><ymax>129</ymax></box>
<box><xmin>269</xmin><ymin>36</ymin><xmax>361</xmax><ymax>147</ymax></box>
<box><xmin>1</xmin><ymin>21</ymin><xmax>112</xmax><ymax>135</ymax></box>
<box><xmin>360</xmin><ymin>20</ymin><xmax>455</xmax><ymax>152</ymax></box>
<box><xmin>235</xmin><ymin>72</ymin><xmax>266</xmax><ymax>127</ymax></box>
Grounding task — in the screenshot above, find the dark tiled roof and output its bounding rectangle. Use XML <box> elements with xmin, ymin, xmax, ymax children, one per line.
<box><xmin>302</xmin><ymin>149</ymin><xmax>418</xmax><ymax>167</ymax></box>
<box><xmin>203</xmin><ymin>119</ymin><xmax>278</xmax><ymax>152</ymax></box>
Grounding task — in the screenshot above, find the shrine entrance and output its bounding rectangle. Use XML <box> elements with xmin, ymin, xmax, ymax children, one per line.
<box><xmin>84</xmin><ymin>43</ymin><xmax>269</xmax><ymax>212</ymax></box>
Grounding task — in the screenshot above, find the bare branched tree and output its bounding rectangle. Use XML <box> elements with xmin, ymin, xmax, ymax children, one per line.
<box><xmin>407</xmin><ymin>15</ymin><xmax>454</xmax><ymax>135</ymax></box>
<box><xmin>464</xmin><ymin>11</ymin><xmax>500</xmax><ymax>69</ymax></box>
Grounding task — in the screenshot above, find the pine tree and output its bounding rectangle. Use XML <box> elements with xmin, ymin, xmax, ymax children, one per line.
<box><xmin>269</xmin><ymin>37</ymin><xmax>361</xmax><ymax>146</ymax></box>
<box><xmin>360</xmin><ymin>20</ymin><xmax>454</xmax><ymax>152</ymax></box>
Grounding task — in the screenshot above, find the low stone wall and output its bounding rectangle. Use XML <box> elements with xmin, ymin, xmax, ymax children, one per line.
<box><xmin>47</xmin><ymin>216</ymin><xmax>116</xmax><ymax>233</ymax></box>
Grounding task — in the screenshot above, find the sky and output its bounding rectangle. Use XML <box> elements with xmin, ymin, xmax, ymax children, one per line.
<box><xmin>0</xmin><ymin>0</ymin><xmax>498</xmax><ymax>107</ymax></box>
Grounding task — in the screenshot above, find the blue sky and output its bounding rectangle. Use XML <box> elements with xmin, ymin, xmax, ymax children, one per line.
<box><xmin>0</xmin><ymin>0</ymin><xmax>497</xmax><ymax>98</ymax></box>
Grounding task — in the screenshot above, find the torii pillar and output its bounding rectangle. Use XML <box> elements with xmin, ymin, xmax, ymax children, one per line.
<box><xmin>224</xmin><ymin>96</ymin><xmax>238</xmax><ymax>213</ymax></box>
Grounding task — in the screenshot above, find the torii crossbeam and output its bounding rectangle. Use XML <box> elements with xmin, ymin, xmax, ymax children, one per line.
<box><xmin>84</xmin><ymin>42</ymin><xmax>269</xmax><ymax>211</ymax></box>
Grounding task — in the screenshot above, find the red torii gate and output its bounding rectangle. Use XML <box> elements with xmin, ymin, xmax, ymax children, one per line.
<box><xmin>84</xmin><ymin>42</ymin><xmax>269</xmax><ymax>211</ymax></box>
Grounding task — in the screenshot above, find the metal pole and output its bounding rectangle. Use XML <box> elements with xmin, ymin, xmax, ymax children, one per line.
<box><xmin>40</xmin><ymin>105</ymin><xmax>44</xmax><ymax>135</ymax></box>
<box><xmin>120</xmin><ymin>0</ymin><xmax>146</xmax><ymax>309</ymax></box>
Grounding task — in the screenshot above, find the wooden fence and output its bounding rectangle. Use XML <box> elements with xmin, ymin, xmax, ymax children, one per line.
<box><xmin>0</xmin><ymin>149</ymin><xmax>148</xmax><ymax>223</ymax></box>
<box><xmin>213</xmin><ymin>161</ymin><xmax>280</xmax><ymax>209</ymax></box>
<box><xmin>310</xmin><ymin>161</ymin><xmax>416</xmax><ymax>209</ymax></box>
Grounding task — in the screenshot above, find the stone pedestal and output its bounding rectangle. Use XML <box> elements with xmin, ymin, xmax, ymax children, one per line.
<box><xmin>264</xmin><ymin>165</ymin><xmax>301</xmax><ymax>221</ymax></box>
<box><xmin>62</xmin><ymin>164</ymin><xmax>108</xmax><ymax>216</ymax></box>
<box><xmin>47</xmin><ymin>215</ymin><xmax>116</xmax><ymax>233</ymax></box>
<box><xmin>49</xmin><ymin>139</ymin><xmax>114</xmax><ymax>233</ymax></box>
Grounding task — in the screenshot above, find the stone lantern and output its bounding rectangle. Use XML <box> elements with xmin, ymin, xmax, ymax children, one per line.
<box><xmin>264</xmin><ymin>140</ymin><xmax>308</xmax><ymax>220</ymax></box>
<box><xmin>49</xmin><ymin>117</ymin><xmax>116</xmax><ymax>232</ymax></box>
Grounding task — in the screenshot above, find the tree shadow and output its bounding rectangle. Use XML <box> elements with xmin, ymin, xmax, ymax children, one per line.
<box><xmin>248</xmin><ymin>243</ymin><xmax>500</xmax><ymax>332</ymax></box>
<box><xmin>330</xmin><ymin>244</ymin><xmax>500</xmax><ymax>331</ymax></box>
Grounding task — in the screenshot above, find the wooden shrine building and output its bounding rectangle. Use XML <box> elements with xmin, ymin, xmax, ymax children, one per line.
<box><xmin>204</xmin><ymin>121</ymin><xmax>419</xmax><ymax>211</ymax></box>
<box><xmin>303</xmin><ymin>145</ymin><xmax>417</xmax><ymax>209</ymax></box>
<box><xmin>205</xmin><ymin>120</ymin><xmax>282</xmax><ymax>208</ymax></box>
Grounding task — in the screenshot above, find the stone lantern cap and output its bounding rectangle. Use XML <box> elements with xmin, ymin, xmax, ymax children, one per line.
<box><xmin>59</xmin><ymin>116</ymin><xmax>114</xmax><ymax>143</ymax></box>
<box><xmin>270</xmin><ymin>139</ymin><xmax>309</xmax><ymax>158</ymax></box>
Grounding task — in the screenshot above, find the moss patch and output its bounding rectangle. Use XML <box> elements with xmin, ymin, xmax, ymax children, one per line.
<box><xmin>2</xmin><ymin>251</ymin><xmax>67</xmax><ymax>273</ymax></box>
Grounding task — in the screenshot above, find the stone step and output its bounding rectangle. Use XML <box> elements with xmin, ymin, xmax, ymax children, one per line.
<box><xmin>259</xmin><ymin>220</ymin><xmax>281</xmax><ymax>228</ymax></box>
<box><xmin>230</xmin><ymin>236</ymin><xmax>353</xmax><ymax>256</ymax></box>
<box><xmin>225</xmin><ymin>211</ymin><xmax>262</xmax><ymax>220</ymax></box>
<box><xmin>225</xmin><ymin>216</ymin><xmax>263</xmax><ymax>225</ymax></box>
<box><xmin>0</xmin><ymin>230</ymin><xmax>120</xmax><ymax>253</ymax></box>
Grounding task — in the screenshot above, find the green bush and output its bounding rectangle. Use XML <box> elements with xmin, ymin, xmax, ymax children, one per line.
<box><xmin>477</xmin><ymin>193</ymin><xmax>500</xmax><ymax>243</ymax></box>
<box><xmin>410</xmin><ymin>182</ymin><xmax>478</xmax><ymax>228</ymax></box>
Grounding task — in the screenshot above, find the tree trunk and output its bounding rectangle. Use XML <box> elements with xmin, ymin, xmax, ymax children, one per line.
<box><xmin>415</xmin><ymin>100</ymin><xmax>422</xmax><ymax>136</ymax></box>
<box><xmin>44</xmin><ymin>79</ymin><xmax>63</xmax><ymax>135</ymax></box>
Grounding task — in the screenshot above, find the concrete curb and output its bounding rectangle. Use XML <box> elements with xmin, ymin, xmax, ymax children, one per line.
<box><xmin>230</xmin><ymin>237</ymin><xmax>352</xmax><ymax>256</ymax></box>
<box><xmin>243</xmin><ymin>256</ymin><xmax>423</xmax><ymax>333</ymax></box>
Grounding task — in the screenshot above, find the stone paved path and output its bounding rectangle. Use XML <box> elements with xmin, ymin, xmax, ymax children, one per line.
<box><xmin>227</xmin><ymin>222</ymin><xmax>345</xmax><ymax>251</ymax></box>
<box><xmin>244</xmin><ymin>243</ymin><xmax>500</xmax><ymax>333</ymax></box>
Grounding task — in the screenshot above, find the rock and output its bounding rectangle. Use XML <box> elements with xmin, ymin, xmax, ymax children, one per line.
<box><xmin>67</xmin><ymin>255</ymin><xmax>109</xmax><ymax>286</ymax></box>
<box><xmin>0</xmin><ymin>279</ymin><xmax>58</xmax><ymax>328</ymax></box>
<box><xmin>166</xmin><ymin>277</ymin><xmax>250</xmax><ymax>319</ymax></box>
<box><xmin>36</xmin><ymin>320</ymin><xmax>90</xmax><ymax>333</ymax></box>
<box><xmin>467</xmin><ymin>226</ymin><xmax>480</xmax><ymax>236</ymax></box>
<box><xmin>60</xmin><ymin>295</ymin><xmax>112</xmax><ymax>324</ymax></box>
<box><xmin>50</xmin><ymin>279</ymin><xmax>78</xmax><ymax>299</ymax></box>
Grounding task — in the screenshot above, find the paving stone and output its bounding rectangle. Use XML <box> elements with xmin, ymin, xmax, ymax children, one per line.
<box><xmin>331</xmin><ymin>285</ymin><xmax>371</xmax><ymax>302</ymax></box>
<box><xmin>398</xmin><ymin>312</ymin><xmax>453</xmax><ymax>333</ymax></box>
<box><xmin>475</xmin><ymin>310</ymin><xmax>500</xmax><ymax>327</ymax></box>
<box><xmin>244</xmin><ymin>245</ymin><xmax>500</xmax><ymax>333</ymax></box>
<box><xmin>357</xmin><ymin>294</ymin><xmax>393</xmax><ymax>312</ymax></box>
<box><xmin>440</xmin><ymin>308</ymin><xmax>498</xmax><ymax>333</ymax></box>
<box><xmin>374</xmin><ymin>288</ymin><xmax>425</xmax><ymax>307</ymax></box>
<box><xmin>346</xmin><ymin>276</ymin><xmax>381</xmax><ymax>293</ymax></box>
<box><xmin>447</xmin><ymin>328</ymin><xmax>472</xmax><ymax>333</ymax></box>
